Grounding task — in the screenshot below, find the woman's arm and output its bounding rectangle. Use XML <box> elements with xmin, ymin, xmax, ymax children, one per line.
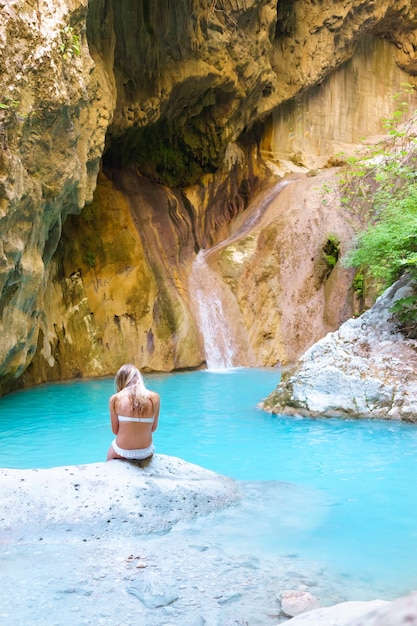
<box><xmin>151</xmin><ymin>392</ymin><xmax>160</xmax><ymax>433</ymax></box>
<box><xmin>109</xmin><ymin>394</ymin><xmax>119</xmax><ymax>435</ymax></box>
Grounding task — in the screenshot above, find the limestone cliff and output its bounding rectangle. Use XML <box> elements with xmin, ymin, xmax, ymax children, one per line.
<box><xmin>0</xmin><ymin>0</ymin><xmax>113</xmax><ymax>391</ymax></box>
<box><xmin>1</xmin><ymin>0</ymin><xmax>417</xmax><ymax>393</ymax></box>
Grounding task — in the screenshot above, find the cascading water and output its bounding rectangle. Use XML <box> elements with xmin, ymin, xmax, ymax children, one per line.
<box><xmin>190</xmin><ymin>251</ymin><xmax>238</xmax><ymax>370</ymax></box>
<box><xmin>190</xmin><ymin>178</ymin><xmax>292</xmax><ymax>370</ymax></box>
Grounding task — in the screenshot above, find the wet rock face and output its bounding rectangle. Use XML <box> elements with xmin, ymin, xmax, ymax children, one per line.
<box><xmin>33</xmin><ymin>168</ymin><xmax>205</xmax><ymax>381</ymax></box>
<box><xmin>1</xmin><ymin>0</ymin><xmax>417</xmax><ymax>391</ymax></box>
<box><xmin>197</xmin><ymin>170</ymin><xmax>357</xmax><ymax>367</ymax></box>
<box><xmin>95</xmin><ymin>0</ymin><xmax>417</xmax><ymax>185</ymax></box>
<box><xmin>96</xmin><ymin>0</ymin><xmax>279</xmax><ymax>186</ymax></box>
<box><xmin>95</xmin><ymin>0</ymin><xmax>417</xmax><ymax>176</ymax></box>
<box><xmin>0</xmin><ymin>0</ymin><xmax>113</xmax><ymax>391</ymax></box>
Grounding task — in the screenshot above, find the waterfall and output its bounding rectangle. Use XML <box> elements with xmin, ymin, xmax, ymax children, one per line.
<box><xmin>190</xmin><ymin>179</ymin><xmax>292</xmax><ymax>370</ymax></box>
<box><xmin>190</xmin><ymin>251</ymin><xmax>238</xmax><ymax>370</ymax></box>
<box><xmin>225</xmin><ymin>179</ymin><xmax>290</xmax><ymax>244</ymax></box>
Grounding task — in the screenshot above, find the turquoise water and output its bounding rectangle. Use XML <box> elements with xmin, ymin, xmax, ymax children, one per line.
<box><xmin>1</xmin><ymin>367</ymin><xmax>417</xmax><ymax>599</ymax></box>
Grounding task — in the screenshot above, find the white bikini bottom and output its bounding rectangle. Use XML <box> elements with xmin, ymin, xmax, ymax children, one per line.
<box><xmin>111</xmin><ymin>439</ymin><xmax>154</xmax><ymax>460</ymax></box>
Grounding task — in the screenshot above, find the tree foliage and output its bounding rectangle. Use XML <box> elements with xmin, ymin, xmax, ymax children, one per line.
<box><xmin>336</xmin><ymin>87</ymin><xmax>417</xmax><ymax>333</ymax></box>
<box><xmin>344</xmin><ymin>184</ymin><xmax>417</xmax><ymax>289</ymax></box>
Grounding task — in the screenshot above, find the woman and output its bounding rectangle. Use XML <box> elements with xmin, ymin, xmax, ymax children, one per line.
<box><xmin>106</xmin><ymin>363</ymin><xmax>160</xmax><ymax>461</ymax></box>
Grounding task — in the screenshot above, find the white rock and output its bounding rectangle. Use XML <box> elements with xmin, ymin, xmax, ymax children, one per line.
<box><xmin>265</xmin><ymin>277</ymin><xmax>417</xmax><ymax>420</ymax></box>
<box><xmin>0</xmin><ymin>454</ymin><xmax>239</xmax><ymax>542</ymax></box>
<box><xmin>349</xmin><ymin>591</ymin><xmax>417</xmax><ymax>625</ymax></box>
<box><xmin>281</xmin><ymin>589</ymin><xmax>320</xmax><ymax>617</ymax></box>
<box><xmin>286</xmin><ymin>599</ymin><xmax>389</xmax><ymax>625</ymax></box>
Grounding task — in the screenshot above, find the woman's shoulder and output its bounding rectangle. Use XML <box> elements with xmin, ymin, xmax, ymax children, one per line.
<box><xmin>147</xmin><ymin>390</ymin><xmax>160</xmax><ymax>408</ymax></box>
<box><xmin>109</xmin><ymin>390</ymin><xmax>127</xmax><ymax>408</ymax></box>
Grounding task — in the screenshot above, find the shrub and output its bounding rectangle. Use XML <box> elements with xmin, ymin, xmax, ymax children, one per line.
<box><xmin>338</xmin><ymin>88</ymin><xmax>417</xmax><ymax>330</ymax></box>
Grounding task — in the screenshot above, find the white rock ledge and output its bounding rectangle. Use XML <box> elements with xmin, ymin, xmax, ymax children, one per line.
<box><xmin>1</xmin><ymin>455</ymin><xmax>416</xmax><ymax>625</ymax></box>
<box><xmin>0</xmin><ymin>454</ymin><xmax>239</xmax><ymax>542</ymax></box>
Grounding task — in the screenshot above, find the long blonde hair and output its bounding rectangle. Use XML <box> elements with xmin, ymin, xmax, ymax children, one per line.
<box><xmin>115</xmin><ymin>364</ymin><xmax>150</xmax><ymax>414</ymax></box>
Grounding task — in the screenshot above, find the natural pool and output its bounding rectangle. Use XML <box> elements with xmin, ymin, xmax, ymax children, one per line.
<box><xmin>1</xmin><ymin>367</ymin><xmax>417</xmax><ymax>603</ymax></box>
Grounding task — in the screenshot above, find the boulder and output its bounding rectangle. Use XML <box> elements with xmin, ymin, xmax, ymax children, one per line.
<box><xmin>0</xmin><ymin>454</ymin><xmax>239</xmax><ymax>542</ymax></box>
<box><xmin>263</xmin><ymin>277</ymin><xmax>417</xmax><ymax>421</ymax></box>
<box><xmin>287</xmin><ymin>591</ymin><xmax>417</xmax><ymax>625</ymax></box>
<box><xmin>349</xmin><ymin>591</ymin><xmax>417</xmax><ymax>625</ymax></box>
<box><xmin>285</xmin><ymin>599</ymin><xmax>389</xmax><ymax>625</ymax></box>
<box><xmin>280</xmin><ymin>589</ymin><xmax>321</xmax><ymax>617</ymax></box>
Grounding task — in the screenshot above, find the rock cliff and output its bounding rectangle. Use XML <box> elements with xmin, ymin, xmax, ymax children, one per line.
<box><xmin>1</xmin><ymin>0</ymin><xmax>417</xmax><ymax>392</ymax></box>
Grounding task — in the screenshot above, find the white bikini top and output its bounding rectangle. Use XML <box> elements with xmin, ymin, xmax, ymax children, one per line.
<box><xmin>118</xmin><ymin>415</ymin><xmax>154</xmax><ymax>424</ymax></box>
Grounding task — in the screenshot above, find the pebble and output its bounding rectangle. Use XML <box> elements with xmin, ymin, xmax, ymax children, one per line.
<box><xmin>281</xmin><ymin>590</ymin><xmax>321</xmax><ymax>617</ymax></box>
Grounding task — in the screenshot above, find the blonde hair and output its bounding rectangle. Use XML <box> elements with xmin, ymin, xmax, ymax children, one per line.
<box><xmin>115</xmin><ymin>363</ymin><xmax>150</xmax><ymax>413</ymax></box>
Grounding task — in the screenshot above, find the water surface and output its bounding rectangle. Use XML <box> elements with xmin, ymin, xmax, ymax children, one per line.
<box><xmin>1</xmin><ymin>368</ymin><xmax>417</xmax><ymax>600</ymax></box>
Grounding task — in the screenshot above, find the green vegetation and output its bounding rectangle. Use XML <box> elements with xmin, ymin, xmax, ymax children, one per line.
<box><xmin>0</xmin><ymin>97</ymin><xmax>27</xmax><ymax>140</ymax></box>
<box><xmin>0</xmin><ymin>97</ymin><xmax>19</xmax><ymax>111</ymax></box>
<box><xmin>84</xmin><ymin>250</ymin><xmax>96</xmax><ymax>268</ymax></box>
<box><xmin>344</xmin><ymin>186</ymin><xmax>417</xmax><ymax>288</ymax></box>
<box><xmin>352</xmin><ymin>271</ymin><xmax>364</xmax><ymax>298</ymax></box>
<box><xmin>390</xmin><ymin>294</ymin><xmax>417</xmax><ymax>336</ymax></box>
<box><xmin>59</xmin><ymin>25</ymin><xmax>81</xmax><ymax>60</ymax></box>
<box><xmin>323</xmin><ymin>234</ymin><xmax>340</xmax><ymax>269</ymax></box>
<box><xmin>337</xmin><ymin>93</ymin><xmax>416</xmax><ymax>221</ymax></box>
<box><xmin>338</xmin><ymin>86</ymin><xmax>417</xmax><ymax>332</ymax></box>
